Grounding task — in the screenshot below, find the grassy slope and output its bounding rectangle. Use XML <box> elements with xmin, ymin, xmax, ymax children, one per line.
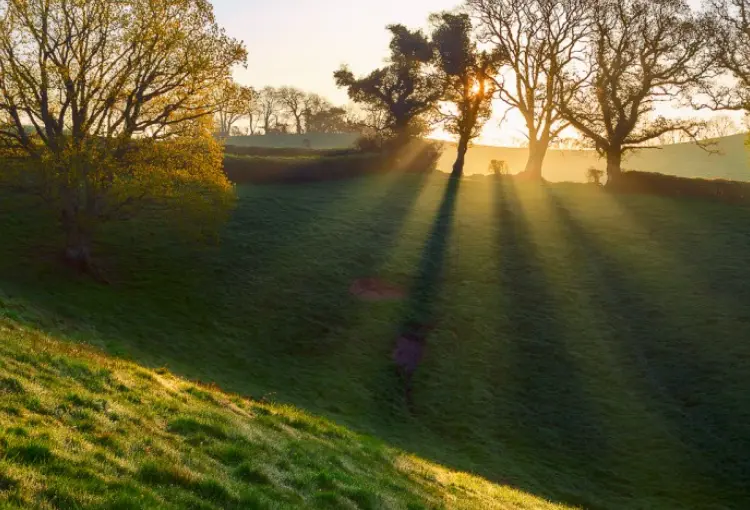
<box><xmin>1</xmin><ymin>174</ymin><xmax>750</xmax><ymax>509</ymax></box>
<box><xmin>441</xmin><ymin>134</ymin><xmax>750</xmax><ymax>181</ymax></box>
<box><xmin>230</xmin><ymin>132</ymin><xmax>750</xmax><ymax>181</ymax></box>
<box><xmin>0</xmin><ymin>307</ymin><xmax>557</xmax><ymax>510</ymax></box>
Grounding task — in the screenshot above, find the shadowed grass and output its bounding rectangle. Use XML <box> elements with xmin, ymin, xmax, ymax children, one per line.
<box><xmin>1</xmin><ymin>173</ymin><xmax>750</xmax><ymax>508</ymax></box>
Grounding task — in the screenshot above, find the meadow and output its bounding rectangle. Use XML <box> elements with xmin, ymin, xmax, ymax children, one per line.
<box><xmin>228</xmin><ymin>133</ymin><xmax>750</xmax><ymax>182</ymax></box>
<box><xmin>1</xmin><ymin>172</ymin><xmax>749</xmax><ymax>509</ymax></box>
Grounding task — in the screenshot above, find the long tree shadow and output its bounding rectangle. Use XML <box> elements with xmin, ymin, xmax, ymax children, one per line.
<box><xmin>489</xmin><ymin>178</ymin><xmax>613</xmax><ymax>509</ymax></box>
<box><xmin>385</xmin><ymin>173</ymin><xmax>462</xmax><ymax>413</ymax></box>
<box><xmin>607</xmin><ymin>189</ymin><xmax>750</xmax><ymax>312</ymax></box>
<box><xmin>548</xmin><ymin>191</ymin><xmax>750</xmax><ymax>507</ymax></box>
<box><xmin>0</xmin><ymin>170</ymin><xmax>430</xmax><ymax>390</ymax></box>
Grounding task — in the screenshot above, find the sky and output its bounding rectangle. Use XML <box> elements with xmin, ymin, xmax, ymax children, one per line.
<box><xmin>211</xmin><ymin>0</ymin><xmax>743</xmax><ymax>146</ymax></box>
<box><xmin>212</xmin><ymin>0</ymin><xmax>459</xmax><ymax>105</ymax></box>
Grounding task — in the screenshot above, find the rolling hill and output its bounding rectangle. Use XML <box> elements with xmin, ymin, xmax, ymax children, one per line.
<box><xmin>229</xmin><ymin>133</ymin><xmax>750</xmax><ymax>182</ymax></box>
<box><xmin>1</xmin><ymin>173</ymin><xmax>749</xmax><ymax>508</ymax></box>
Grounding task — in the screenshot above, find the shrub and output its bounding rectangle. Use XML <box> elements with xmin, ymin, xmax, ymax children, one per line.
<box><xmin>587</xmin><ymin>167</ymin><xmax>605</xmax><ymax>186</ymax></box>
<box><xmin>224</xmin><ymin>141</ymin><xmax>441</xmax><ymax>185</ymax></box>
<box><xmin>489</xmin><ymin>160</ymin><xmax>510</xmax><ymax>176</ymax></box>
<box><xmin>224</xmin><ymin>145</ymin><xmax>358</xmax><ymax>158</ymax></box>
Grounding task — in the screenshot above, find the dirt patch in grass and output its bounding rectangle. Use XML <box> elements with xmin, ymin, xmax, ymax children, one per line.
<box><xmin>350</xmin><ymin>278</ymin><xmax>407</xmax><ymax>302</ymax></box>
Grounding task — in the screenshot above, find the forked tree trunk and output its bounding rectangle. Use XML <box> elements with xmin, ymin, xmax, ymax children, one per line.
<box><xmin>452</xmin><ymin>136</ymin><xmax>469</xmax><ymax>178</ymax></box>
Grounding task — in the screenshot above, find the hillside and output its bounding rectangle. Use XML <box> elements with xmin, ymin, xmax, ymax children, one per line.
<box><xmin>1</xmin><ymin>174</ymin><xmax>749</xmax><ymax>509</ymax></box>
<box><xmin>229</xmin><ymin>133</ymin><xmax>750</xmax><ymax>182</ymax></box>
<box><xmin>0</xmin><ymin>302</ymin><xmax>562</xmax><ymax>509</ymax></box>
<box><xmin>439</xmin><ymin>134</ymin><xmax>750</xmax><ymax>181</ymax></box>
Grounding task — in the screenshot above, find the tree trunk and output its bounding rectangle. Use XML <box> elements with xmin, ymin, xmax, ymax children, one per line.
<box><xmin>606</xmin><ymin>149</ymin><xmax>623</xmax><ymax>187</ymax></box>
<box><xmin>452</xmin><ymin>136</ymin><xmax>469</xmax><ymax>178</ymax></box>
<box><xmin>296</xmin><ymin>116</ymin><xmax>303</xmax><ymax>134</ymax></box>
<box><xmin>61</xmin><ymin>209</ymin><xmax>94</xmax><ymax>273</ymax></box>
<box><xmin>520</xmin><ymin>141</ymin><xmax>547</xmax><ymax>180</ymax></box>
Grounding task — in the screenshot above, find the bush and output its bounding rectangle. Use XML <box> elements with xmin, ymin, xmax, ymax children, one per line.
<box><xmin>223</xmin><ymin>154</ymin><xmax>383</xmax><ymax>184</ymax></box>
<box><xmin>224</xmin><ymin>141</ymin><xmax>442</xmax><ymax>185</ymax></box>
<box><xmin>489</xmin><ymin>160</ymin><xmax>510</xmax><ymax>176</ymax></box>
<box><xmin>224</xmin><ymin>145</ymin><xmax>358</xmax><ymax>158</ymax></box>
<box><xmin>610</xmin><ymin>170</ymin><xmax>750</xmax><ymax>203</ymax></box>
<box><xmin>587</xmin><ymin>167</ymin><xmax>605</xmax><ymax>186</ymax></box>
<box><xmin>355</xmin><ymin>135</ymin><xmax>384</xmax><ymax>153</ymax></box>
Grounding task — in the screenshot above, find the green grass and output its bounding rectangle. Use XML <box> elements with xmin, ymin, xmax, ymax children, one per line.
<box><xmin>447</xmin><ymin>133</ymin><xmax>750</xmax><ymax>181</ymax></box>
<box><xmin>1</xmin><ymin>173</ymin><xmax>750</xmax><ymax>508</ymax></box>
<box><xmin>228</xmin><ymin>132</ymin><xmax>750</xmax><ymax>181</ymax></box>
<box><xmin>0</xmin><ymin>320</ymin><xmax>543</xmax><ymax>509</ymax></box>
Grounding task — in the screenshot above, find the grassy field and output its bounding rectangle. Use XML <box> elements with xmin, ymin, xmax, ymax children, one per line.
<box><xmin>232</xmin><ymin>132</ymin><xmax>750</xmax><ymax>181</ymax></box>
<box><xmin>443</xmin><ymin>134</ymin><xmax>750</xmax><ymax>182</ymax></box>
<box><xmin>1</xmin><ymin>173</ymin><xmax>750</xmax><ymax>509</ymax></box>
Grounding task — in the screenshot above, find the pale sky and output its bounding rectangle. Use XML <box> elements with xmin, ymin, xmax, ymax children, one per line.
<box><xmin>212</xmin><ymin>0</ymin><xmax>742</xmax><ymax>145</ymax></box>
<box><xmin>212</xmin><ymin>0</ymin><xmax>460</xmax><ymax>105</ymax></box>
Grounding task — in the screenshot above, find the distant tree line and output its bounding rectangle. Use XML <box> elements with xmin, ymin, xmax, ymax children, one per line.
<box><xmin>335</xmin><ymin>0</ymin><xmax>750</xmax><ymax>183</ymax></box>
<box><xmin>214</xmin><ymin>85</ymin><xmax>369</xmax><ymax>138</ymax></box>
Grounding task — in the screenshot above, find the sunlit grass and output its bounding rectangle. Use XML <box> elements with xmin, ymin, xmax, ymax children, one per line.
<box><xmin>0</xmin><ymin>306</ymin><xmax>571</xmax><ymax>509</ymax></box>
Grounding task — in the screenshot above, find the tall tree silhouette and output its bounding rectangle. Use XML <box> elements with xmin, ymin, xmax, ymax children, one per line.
<box><xmin>278</xmin><ymin>87</ymin><xmax>308</xmax><ymax>134</ymax></box>
<box><xmin>558</xmin><ymin>0</ymin><xmax>708</xmax><ymax>184</ymax></box>
<box><xmin>468</xmin><ymin>0</ymin><xmax>590</xmax><ymax>180</ymax></box>
<box><xmin>335</xmin><ymin>25</ymin><xmax>442</xmax><ymax>145</ymax></box>
<box><xmin>257</xmin><ymin>87</ymin><xmax>283</xmax><ymax>134</ymax></box>
<box><xmin>432</xmin><ymin>13</ymin><xmax>506</xmax><ymax>177</ymax></box>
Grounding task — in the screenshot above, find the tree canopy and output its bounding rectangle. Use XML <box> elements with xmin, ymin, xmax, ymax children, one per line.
<box><xmin>335</xmin><ymin>25</ymin><xmax>443</xmax><ymax>144</ymax></box>
<box><xmin>557</xmin><ymin>0</ymin><xmax>707</xmax><ymax>182</ymax></box>
<box><xmin>0</xmin><ymin>0</ymin><xmax>246</xmax><ymax>273</ymax></box>
<box><xmin>431</xmin><ymin>12</ymin><xmax>506</xmax><ymax>176</ymax></box>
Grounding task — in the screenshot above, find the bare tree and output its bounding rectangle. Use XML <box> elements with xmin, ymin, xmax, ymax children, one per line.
<box><xmin>256</xmin><ymin>87</ymin><xmax>282</xmax><ymax>134</ymax></box>
<box><xmin>278</xmin><ymin>86</ymin><xmax>308</xmax><ymax>134</ymax></box>
<box><xmin>558</xmin><ymin>0</ymin><xmax>708</xmax><ymax>184</ymax></box>
<box><xmin>467</xmin><ymin>0</ymin><xmax>590</xmax><ymax>180</ymax></box>
<box><xmin>215</xmin><ymin>81</ymin><xmax>255</xmax><ymax>138</ymax></box>
<box><xmin>704</xmin><ymin>0</ymin><xmax>750</xmax><ymax>111</ymax></box>
<box><xmin>704</xmin><ymin>115</ymin><xmax>742</xmax><ymax>139</ymax></box>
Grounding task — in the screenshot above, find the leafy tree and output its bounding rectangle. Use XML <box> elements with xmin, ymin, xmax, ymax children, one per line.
<box><xmin>431</xmin><ymin>13</ymin><xmax>506</xmax><ymax>177</ymax></box>
<box><xmin>306</xmin><ymin>107</ymin><xmax>349</xmax><ymax>133</ymax></box>
<box><xmin>0</xmin><ymin>0</ymin><xmax>246</xmax><ymax>273</ymax></box>
<box><xmin>334</xmin><ymin>25</ymin><xmax>442</xmax><ymax>145</ymax></box>
<box><xmin>215</xmin><ymin>81</ymin><xmax>255</xmax><ymax>138</ymax></box>
<box><xmin>557</xmin><ymin>0</ymin><xmax>708</xmax><ymax>184</ymax></box>
<box><xmin>468</xmin><ymin>0</ymin><xmax>590</xmax><ymax>180</ymax></box>
<box><xmin>278</xmin><ymin>87</ymin><xmax>308</xmax><ymax>134</ymax></box>
<box><xmin>302</xmin><ymin>94</ymin><xmax>333</xmax><ymax>130</ymax></box>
